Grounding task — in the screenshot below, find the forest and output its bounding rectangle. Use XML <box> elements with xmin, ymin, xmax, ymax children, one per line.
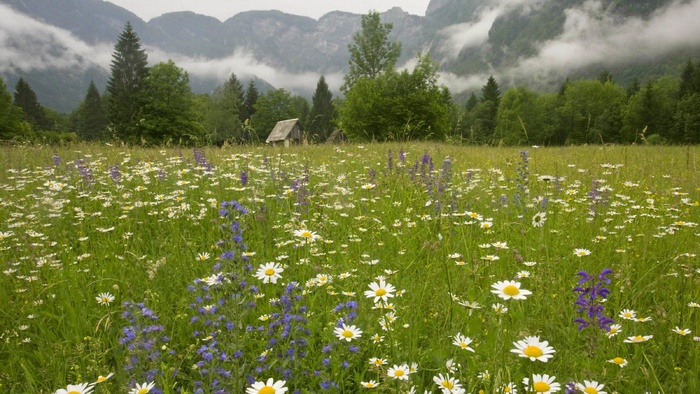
<box><xmin>1</xmin><ymin>12</ymin><xmax>700</xmax><ymax>146</ymax></box>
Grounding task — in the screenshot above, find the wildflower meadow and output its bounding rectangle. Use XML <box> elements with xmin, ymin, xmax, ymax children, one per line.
<box><xmin>1</xmin><ymin>143</ymin><xmax>699</xmax><ymax>394</ymax></box>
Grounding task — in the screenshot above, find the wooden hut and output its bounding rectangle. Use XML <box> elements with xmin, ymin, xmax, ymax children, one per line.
<box><xmin>266</xmin><ymin>118</ymin><xmax>303</xmax><ymax>146</ymax></box>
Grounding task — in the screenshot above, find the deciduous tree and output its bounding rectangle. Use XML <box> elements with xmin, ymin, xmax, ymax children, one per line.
<box><xmin>342</xmin><ymin>11</ymin><xmax>401</xmax><ymax>92</ymax></box>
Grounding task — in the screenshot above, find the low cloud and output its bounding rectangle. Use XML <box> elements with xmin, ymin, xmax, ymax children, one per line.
<box><xmin>147</xmin><ymin>47</ymin><xmax>344</xmax><ymax>93</ymax></box>
<box><xmin>0</xmin><ymin>4</ymin><xmax>113</xmax><ymax>73</ymax></box>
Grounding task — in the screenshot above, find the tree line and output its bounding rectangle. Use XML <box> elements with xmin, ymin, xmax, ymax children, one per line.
<box><xmin>1</xmin><ymin>14</ymin><xmax>699</xmax><ymax>145</ymax></box>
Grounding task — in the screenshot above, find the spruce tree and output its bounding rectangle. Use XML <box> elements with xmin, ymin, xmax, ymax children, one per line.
<box><xmin>79</xmin><ymin>81</ymin><xmax>108</xmax><ymax>140</ymax></box>
<box><xmin>309</xmin><ymin>75</ymin><xmax>336</xmax><ymax>141</ymax></box>
<box><xmin>1</xmin><ymin>77</ymin><xmax>27</xmax><ymax>140</ymax></box>
<box><xmin>106</xmin><ymin>22</ymin><xmax>149</xmax><ymax>142</ymax></box>
<box><xmin>241</xmin><ymin>80</ymin><xmax>259</xmax><ymax>123</ymax></box>
<box><xmin>14</xmin><ymin>77</ymin><xmax>49</xmax><ymax>131</ymax></box>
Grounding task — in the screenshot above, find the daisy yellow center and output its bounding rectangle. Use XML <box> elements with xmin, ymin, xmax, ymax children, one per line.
<box><xmin>342</xmin><ymin>330</ymin><xmax>354</xmax><ymax>338</ymax></box>
<box><xmin>259</xmin><ymin>386</ymin><xmax>276</xmax><ymax>394</ymax></box>
<box><xmin>460</xmin><ymin>342</ymin><xmax>469</xmax><ymax>348</ymax></box>
<box><xmin>533</xmin><ymin>381</ymin><xmax>550</xmax><ymax>392</ymax></box>
<box><xmin>376</xmin><ymin>288</ymin><xmax>387</xmax><ymax>296</ymax></box>
<box><xmin>96</xmin><ymin>376</ymin><xmax>107</xmax><ymax>382</ymax></box>
<box><xmin>265</xmin><ymin>268</ymin><xmax>275</xmax><ymax>276</ymax></box>
<box><xmin>504</xmin><ymin>387</ymin><xmax>512</xmax><ymax>393</ymax></box>
<box><xmin>394</xmin><ymin>370</ymin><xmax>405</xmax><ymax>377</ymax></box>
<box><xmin>137</xmin><ymin>389</ymin><xmax>149</xmax><ymax>394</ymax></box>
<box><xmin>503</xmin><ymin>285</ymin><xmax>520</xmax><ymax>296</ymax></box>
<box><xmin>300</xmin><ymin>231</ymin><xmax>312</xmax><ymax>238</ymax></box>
<box><xmin>523</xmin><ymin>345</ymin><xmax>543</xmax><ymax>358</ymax></box>
<box><xmin>584</xmin><ymin>388</ymin><xmax>598</xmax><ymax>394</ymax></box>
<box><xmin>612</xmin><ymin>357</ymin><xmax>625</xmax><ymax>364</ymax></box>
<box><xmin>578</xmin><ymin>251</ymin><xmax>586</xmax><ymax>255</ymax></box>
<box><xmin>442</xmin><ymin>381</ymin><xmax>454</xmax><ymax>389</ymax></box>
<box><xmin>609</xmin><ymin>327</ymin><xmax>618</xmax><ymax>333</ymax></box>
<box><xmin>102</xmin><ymin>297</ymin><xmax>110</xmax><ymax>302</ymax></box>
<box><xmin>623</xmin><ymin>313</ymin><xmax>632</xmax><ymax>318</ymax></box>
<box><xmin>67</xmin><ymin>391</ymin><xmax>81</xmax><ymax>394</ymax></box>
<box><xmin>634</xmin><ymin>335</ymin><xmax>644</xmax><ymax>341</ymax></box>
<box><xmin>366</xmin><ymin>383</ymin><xmax>375</xmax><ymax>387</ymax></box>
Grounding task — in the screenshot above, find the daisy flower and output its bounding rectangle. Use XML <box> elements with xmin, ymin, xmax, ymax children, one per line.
<box><xmin>491</xmin><ymin>280</ymin><xmax>532</xmax><ymax>300</ymax></box>
<box><xmin>387</xmin><ymin>364</ymin><xmax>410</xmax><ymax>380</ymax></box>
<box><xmin>361</xmin><ymin>380</ymin><xmax>379</xmax><ymax>388</ymax></box>
<box><xmin>369</xmin><ymin>357</ymin><xmax>387</xmax><ymax>366</ymax></box>
<box><xmin>196</xmin><ymin>252</ymin><xmax>210</xmax><ymax>261</ymax></box>
<box><xmin>334</xmin><ymin>323</ymin><xmax>363</xmax><ymax>342</ymax></box>
<box><xmin>522</xmin><ymin>374</ymin><xmax>560</xmax><ymax>393</ymax></box>
<box><xmin>452</xmin><ymin>333</ymin><xmax>475</xmax><ymax>352</ymax></box>
<box><xmin>129</xmin><ymin>382</ymin><xmax>155</xmax><ymax>394</ymax></box>
<box><xmin>95</xmin><ymin>292</ymin><xmax>115</xmax><ymax>306</ymax></box>
<box><xmin>93</xmin><ymin>372</ymin><xmax>114</xmax><ymax>384</ymax></box>
<box><xmin>293</xmin><ymin>229</ymin><xmax>321</xmax><ymax>243</ymax></box>
<box><xmin>433</xmin><ymin>373</ymin><xmax>465</xmax><ymax>394</ymax></box>
<box><xmin>576</xmin><ymin>380</ymin><xmax>606</xmax><ymax>394</ymax></box>
<box><xmin>618</xmin><ymin>309</ymin><xmax>636</xmax><ymax>320</ymax></box>
<box><xmin>255</xmin><ymin>262</ymin><xmax>284</xmax><ymax>284</ymax></box>
<box><xmin>672</xmin><ymin>327</ymin><xmax>691</xmax><ymax>335</ymax></box>
<box><xmin>532</xmin><ymin>212</ymin><xmax>546</xmax><ymax>227</ymax></box>
<box><xmin>623</xmin><ymin>334</ymin><xmax>653</xmax><ymax>343</ymax></box>
<box><xmin>500</xmin><ymin>382</ymin><xmax>518</xmax><ymax>393</ymax></box>
<box><xmin>246</xmin><ymin>378</ymin><xmax>288</xmax><ymax>394</ymax></box>
<box><xmin>607</xmin><ymin>357</ymin><xmax>628</xmax><ymax>367</ymax></box>
<box><xmin>511</xmin><ymin>336</ymin><xmax>555</xmax><ymax>362</ymax></box>
<box><xmin>574</xmin><ymin>248</ymin><xmax>591</xmax><ymax>257</ymax></box>
<box><xmin>54</xmin><ymin>383</ymin><xmax>94</xmax><ymax>394</ymax></box>
<box><xmin>457</xmin><ymin>300</ymin><xmax>482</xmax><ymax>316</ymax></box>
<box><xmin>606</xmin><ymin>324</ymin><xmax>622</xmax><ymax>338</ymax></box>
<box><xmin>364</xmin><ymin>280</ymin><xmax>396</xmax><ymax>303</ymax></box>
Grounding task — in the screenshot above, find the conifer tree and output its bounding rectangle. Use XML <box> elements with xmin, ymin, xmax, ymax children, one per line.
<box><xmin>309</xmin><ymin>75</ymin><xmax>336</xmax><ymax>141</ymax></box>
<box><xmin>76</xmin><ymin>81</ymin><xmax>108</xmax><ymax>140</ymax></box>
<box><xmin>240</xmin><ymin>80</ymin><xmax>259</xmax><ymax>123</ymax></box>
<box><xmin>106</xmin><ymin>22</ymin><xmax>149</xmax><ymax>142</ymax></box>
<box><xmin>14</xmin><ymin>77</ymin><xmax>49</xmax><ymax>130</ymax></box>
<box><xmin>1</xmin><ymin>77</ymin><xmax>28</xmax><ymax>140</ymax></box>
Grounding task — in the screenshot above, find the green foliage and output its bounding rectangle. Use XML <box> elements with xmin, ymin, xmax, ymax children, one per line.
<box><xmin>72</xmin><ymin>81</ymin><xmax>108</xmax><ymax>141</ymax></box>
<box><xmin>309</xmin><ymin>76</ymin><xmax>337</xmax><ymax>142</ymax></box>
<box><xmin>250</xmin><ymin>88</ymin><xmax>299</xmax><ymax>142</ymax></box>
<box><xmin>240</xmin><ymin>80</ymin><xmax>259</xmax><ymax>124</ymax></box>
<box><xmin>13</xmin><ymin>77</ymin><xmax>50</xmax><ymax>131</ymax></box>
<box><xmin>138</xmin><ymin>60</ymin><xmax>205</xmax><ymax>145</ymax></box>
<box><xmin>674</xmin><ymin>93</ymin><xmax>700</xmax><ymax>144</ymax></box>
<box><xmin>342</xmin><ymin>11</ymin><xmax>402</xmax><ymax>92</ymax></box>
<box><xmin>203</xmin><ymin>73</ymin><xmax>245</xmax><ymax>145</ymax></box>
<box><xmin>106</xmin><ymin>22</ymin><xmax>149</xmax><ymax>143</ymax></box>
<box><xmin>557</xmin><ymin>79</ymin><xmax>627</xmax><ymax>144</ymax></box>
<box><xmin>0</xmin><ymin>77</ymin><xmax>31</xmax><ymax>141</ymax></box>
<box><xmin>339</xmin><ymin>53</ymin><xmax>450</xmax><ymax>141</ymax></box>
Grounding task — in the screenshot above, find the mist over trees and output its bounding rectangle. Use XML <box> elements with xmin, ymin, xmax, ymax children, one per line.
<box><xmin>1</xmin><ymin>16</ymin><xmax>700</xmax><ymax>146</ymax></box>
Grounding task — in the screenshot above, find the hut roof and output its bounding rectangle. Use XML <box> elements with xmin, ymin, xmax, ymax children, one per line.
<box><xmin>266</xmin><ymin>118</ymin><xmax>301</xmax><ymax>143</ymax></box>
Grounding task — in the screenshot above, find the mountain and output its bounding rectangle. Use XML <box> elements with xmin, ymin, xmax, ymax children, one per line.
<box><xmin>1</xmin><ymin>0</ymin><xmax>699</xmax><ymax>112</ymax></box>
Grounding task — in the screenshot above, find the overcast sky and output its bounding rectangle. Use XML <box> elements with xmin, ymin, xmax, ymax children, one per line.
<box><xmin>105</xmin><ymin>0</ymin><xmax>432</xmax><ymax>21</ymax></box>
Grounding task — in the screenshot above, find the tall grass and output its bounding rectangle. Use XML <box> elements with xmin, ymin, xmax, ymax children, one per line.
<box><xmin>0</xmin><ymin>143</ymin><xmax>698</xmax><ymax>393</ymax></box>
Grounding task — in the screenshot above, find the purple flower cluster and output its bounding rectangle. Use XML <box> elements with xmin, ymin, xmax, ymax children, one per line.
<box><xmin>75</xmin><ymin>159</ymin><xmax>93</xmax><ymax>187</ymax></box>
<box><xmin>193</xmin><ymin>148</ymin><xmax>212</xmax><ymax>172</ymax></box>
<box><xmin>110</xmin><ymin>164</ymin><xmax>121</xmax><ymax>185</ymax></box>
<box><xmin>573</xmin><ymin>268</ymin><xmax>614</xmax><ymax>331</ymax></box>
<box><xmin>119</xmin><ymin>301</ymin><xmax>170</xmax><ymax>392</ymax></box>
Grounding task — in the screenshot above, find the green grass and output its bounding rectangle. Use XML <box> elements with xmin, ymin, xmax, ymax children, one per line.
<box><xmin>0</xmin><ymin>143</ymin><xmax>699</xmax><ymax>393</ymax></box>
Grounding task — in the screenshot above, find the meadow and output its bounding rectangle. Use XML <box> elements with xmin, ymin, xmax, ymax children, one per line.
<box><xmin>0</xmin><ymin>142</ymin><xmax>698</xmax><ymax>394</ymax></box>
